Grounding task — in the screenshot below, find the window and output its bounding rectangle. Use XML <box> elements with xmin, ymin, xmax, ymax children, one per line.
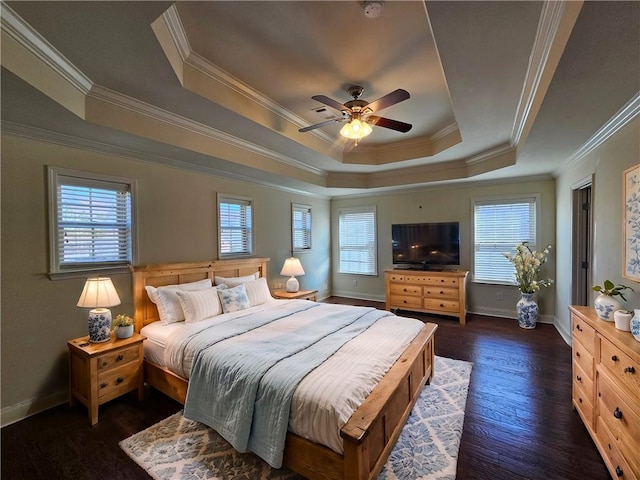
<box><xmin>338</xmin><ymin>206</ymin><xmax>377</xmax><ymax>275</ymax></box>
<box><xmin>48</xmin><ymin>167</ymin><xmax>136</xmax><ymax>277</ymax></box>
<box><xmin>473</xmin><ymin>195</ymin><xmax>539</xmax><ymax>284</ymax></box>
<box><xmin>218</xmin><ymin>194</ymin><xmax>253</xmax><ymax>257</ymax></box>
<box><xmin>292</xmin><ymin>204</ymin><xmax>312</xmax><ymax>251</ymax></box>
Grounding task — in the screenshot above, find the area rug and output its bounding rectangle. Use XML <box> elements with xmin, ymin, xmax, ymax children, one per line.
<box><xmin>120</xmin><ymin>355</ymin><xmax>472</xmax><ymax>480</ymax></box>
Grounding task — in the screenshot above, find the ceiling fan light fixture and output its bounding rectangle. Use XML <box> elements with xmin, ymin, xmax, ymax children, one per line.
<box><xmin>340</xmin><ymin>118</ymin><xmax>372</xmax><ymax>140</ymax></box>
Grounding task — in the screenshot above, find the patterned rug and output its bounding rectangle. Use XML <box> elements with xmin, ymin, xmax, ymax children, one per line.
<box><xmin>120</xmin><ymin>356</ymin><xmax>472</xmax><ymax>480</ymax></box>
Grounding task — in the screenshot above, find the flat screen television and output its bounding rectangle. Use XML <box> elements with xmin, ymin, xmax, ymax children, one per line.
<box><xmin>392</xmin><ymin>222</ymin><xmax>460</xmax><ymax>268</ymax></box>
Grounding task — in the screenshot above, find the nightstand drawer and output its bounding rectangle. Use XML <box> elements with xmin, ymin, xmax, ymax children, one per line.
<box><xmin>98</xmin><ymin>362</ymin><xmax>141</xmax><ymax>401</ymax></box>
<box><xmin>98</xmin><ymin>345</ymin><xmax>140</xmax><ymax>371</ymax></box>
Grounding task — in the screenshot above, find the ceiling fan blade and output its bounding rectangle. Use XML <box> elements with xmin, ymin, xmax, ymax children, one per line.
<box><xmin>311</xmin><ymin>95</ymin><xmax>351</xmax><ymax>113</ymax></box>
<box><xmin>367</xmin><ymin>115</ymin><xmax>413</xmax><ymax>133</ymax></box>
<box><xmin>366</xmin><ymin>89</ymin><xmax>410</xmax><ymax>113</ymax></box>
<box><xmin>298</xmin><ymin>118</ymin><xmax>342</xmax><ymax>133</ymax></box>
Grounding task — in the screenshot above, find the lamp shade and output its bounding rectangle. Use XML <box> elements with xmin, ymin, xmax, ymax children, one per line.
<box><xmin>77</xmin><ymin>277</ymin><xmax>121</xmax><ymax>343</ymax></box>
<box><xmin>77</xmin><ymin>277</ymin><xmax>121</xmax><ymax>308</ymax></box>
<box><xmin>280</xmin><ymin>257</ymin><xmax>305</xmax><ymax>277</ymax></box>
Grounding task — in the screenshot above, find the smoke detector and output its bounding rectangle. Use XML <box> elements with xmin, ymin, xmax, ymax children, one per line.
<box><xmin>363</xmin><ymin>1</ymin><xmax>384</xmax><ymax>19</ymax></box>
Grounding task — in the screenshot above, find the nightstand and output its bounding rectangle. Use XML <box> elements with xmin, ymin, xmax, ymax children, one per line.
<box><xmin>67</xmin><ymin>332</ymin><xmax>145</xmax><ymax>425</ymax></box>
<box><xmin>272</xmin><ymin>289</ymin><xmax>318</xmax><ymax>301</ymax></box>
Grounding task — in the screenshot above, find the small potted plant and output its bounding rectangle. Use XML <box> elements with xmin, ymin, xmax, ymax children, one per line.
<box><xmin>592</xmin><ymin>280</ymin><xmax>634</xmax><ymax>321</ymax></box>
<box><xmin>112</xmin><ymin>314</ymin><xmax>134</xmax><ymax>339</ymax></box>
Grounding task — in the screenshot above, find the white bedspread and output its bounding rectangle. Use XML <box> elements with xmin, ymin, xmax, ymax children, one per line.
<box><xmin>150</xmin><ymin>299</ymin><xmax>424</xmax><ymax>455</ymax></box>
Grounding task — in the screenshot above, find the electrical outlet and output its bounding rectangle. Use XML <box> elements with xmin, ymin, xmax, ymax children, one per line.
<box><xmin>496</xmin><ymin>291</ymin><xmax>504</xmax><ymax>301</ymax></box>
<box><xmin>352</xmin><ymin>279</ymin><xmax>358</xmax><ymax>287</ymax></box>
<box><xmin>274</xmin><ymin>282</ymin><xmax>284</xmax><ymax>289</ymax></box>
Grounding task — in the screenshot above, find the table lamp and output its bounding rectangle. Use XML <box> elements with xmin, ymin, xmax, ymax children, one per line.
<box><xmin>77</xmin><ymin>277</ymin><xmax>121</xmax><ymax>343</ymax></box>
<box><xmin>280</xmin><ymin>257</ymin><xmax>305</xmax><ymax>292</ymax></box>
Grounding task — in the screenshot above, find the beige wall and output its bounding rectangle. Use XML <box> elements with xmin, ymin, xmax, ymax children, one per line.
<box><xmin>555</xmin><ymin>117</ymin><xmax>640</xmax><ymax>340</ymax></box>
<box><xmin>331</xmin><ymin>179</ymin><xmax>557</xmax><ymax>319</ymax></box>
<box><xmin>1</xmin><ymin>134</ymin><xmax>331</xmax><ymax>420</ymax></box>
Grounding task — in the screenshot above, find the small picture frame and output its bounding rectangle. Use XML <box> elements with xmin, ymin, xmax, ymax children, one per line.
<box><xmin>622</xmin><ymin>164</ymin><xmax>640</xmax><ymax>281</ymax></box>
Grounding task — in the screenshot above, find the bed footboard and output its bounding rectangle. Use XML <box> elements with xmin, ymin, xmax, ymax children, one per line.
<box><xmin>283</xmin><ymin>322</ymin><xmax>437</xmax><ymax>480</ymax></box>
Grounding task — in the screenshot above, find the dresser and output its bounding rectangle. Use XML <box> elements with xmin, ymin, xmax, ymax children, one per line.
<box><xmin>570</xmin><ymin>305</ymin><xmax>640</xmax><ymax>480</ymax></box>
<box><xmin>385</xmin><ymin>269</ymin><xmax>468</xmax><ymax>324</ymax></box>
<box><xmin>68</xmin><ymin>333</ymin><xmax>145</xmax><ymax>425</ymax></box>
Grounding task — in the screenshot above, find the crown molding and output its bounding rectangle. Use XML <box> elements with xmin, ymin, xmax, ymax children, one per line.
<box><xmin>557</xmin><ymin>92</ymin><xmax>640</xmax><ymax>175</ymax></box>
<box><xmin>1</xmin><ymin>3</ymin><xmax>93</xmax><ymax>95</ymax></box>
<box><xmin>1</xmin><ymin>121</ymin><xmax>331</xmax><ymax>198</ymax></box>
<box><xmin>511</xmin><ymin>1</ymin><xmax>583</xmax><ymax>147</ymax></box>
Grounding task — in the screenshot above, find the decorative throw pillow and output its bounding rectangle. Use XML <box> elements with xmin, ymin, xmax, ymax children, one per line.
<box><xmin>243</xmin><ymin>277</ymin><xmax>272</xmax><ymax>306</ymax></box>
<box><xmin>214</xmin><ymin>272</ymin><xmax>259</xmax><ymax>287</ymax></box>
<box><xmin>175</xmin><ymin>287</ymin><xmax>224</xmax><ymax>323</ymax></box>
<box><xmin>145</xmin><ymin>278</ymin><xmax>212</xmax><ymax>325</ymax></box>
<box><xmin>217</xmin><ymin>283</ymin><xmax>252</xmax><ymax>313</ymax></box>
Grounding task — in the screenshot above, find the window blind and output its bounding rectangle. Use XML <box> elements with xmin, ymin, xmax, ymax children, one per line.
<box><xmin>219</xmin><ymin>196</ymin><xmax>253</xmax><ymax>256</ymax></box>
<box><xmin>57</xmin><ymin>178</ymin><xmax>132</xmax><ymax>267</ymax></box>
<box><xmin>474</xmin><ymin>197</ymin><xmax>537</xmax><ymax>283</ymax></box>
<box><xmin>338</xmin><ymin>206</ymin><xmax>377</xmax><ymax>275</ymax></box>
<box><xmin>292</xmin><ymin>204</ymin><xmax>312</xmax><ymax>250</ymax></box>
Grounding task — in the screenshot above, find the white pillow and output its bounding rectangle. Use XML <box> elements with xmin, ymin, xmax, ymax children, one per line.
<box><xmin>145</xmin><ymin>278</ymin><xmax>212</xmax><ymax>325</ymax></box>
<box><xmin>175</xmin><ymin>287</ymin><xmax>224</xmax><ymax>323</ymax></box>
<box><xmin>217</xmin><ymin>283</ymin><xmax>252</xmax><ymax>313</ymax></box>
<box><xmin>214</xmin><ymin>272</ymin><xmax>259</xmax><ymax>287</ymax></box>
<box><xmin>243</xmin><ymin>277</ymin><xmax>272</xmax><ymax>306</ymax></box>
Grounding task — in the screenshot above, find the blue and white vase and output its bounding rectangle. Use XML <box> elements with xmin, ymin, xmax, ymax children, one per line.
<box><xmin>594</xmin><ymin>294</ymin><xmax>621</xmax><ymax>321</ymax></box>
<box><xmin>517</xmin><ymin>292</ymin><xmax>538</xmax><ymax>329</ymax></box>
<box><xmin>630</xmin><ymin>309</ymin><xmax>640</xmax><ymax>342</ymax></box>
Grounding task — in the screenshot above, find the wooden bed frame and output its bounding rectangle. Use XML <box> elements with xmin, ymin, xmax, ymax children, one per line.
<box><xmin>131</xmin><ymin>258</ymin><xmax>437</xmax><ymax>480</ymax></box>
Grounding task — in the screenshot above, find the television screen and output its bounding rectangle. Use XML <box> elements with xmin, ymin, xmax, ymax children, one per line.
<box><xmin>392</xmin><ymin>222</ymin><xmax>460</xmax><ymax>267</ymax></box>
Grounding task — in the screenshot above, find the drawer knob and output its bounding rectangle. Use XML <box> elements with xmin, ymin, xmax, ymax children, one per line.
<box><xmin>624</xmin><ymin>366</ymin><xmax>635</xmax><ymax>374</ymax></box>
<box><xmin>99</xmin><ymin>383</ymin><xmax>107</xmax><ymax>389</ymax></box>
<box><xmin>440</xmin><ymin>290</ymin><xmax>444</xmax><ymax>294</ymax></box>
<box><xmin>116</xmin><ymin>354</ymin><xmax>124</xmax><ymax>361</ymax></box>
<box><xmin>576</xmin><ymin>324</ymin><xmax>583</xmax><ymax>332</ymax></box>
<box><xmin>611</xmin><ymin>355</ymin><xmax>618</xmax><ymax>362</ymax></box>
<box><xmin>440</xmin><ymin>303</ymin><xmax>444</xmax><ymax>307</ymax></box>
<box><xmin>613</xmin><ymin>407</ymin><xmax>623</xmax><ymax>419</ymax></box>
<box><xmin>616</xmin><ymin>466</ymin><xmax>623</xmax><ymax>477</ymax></box>
<box><xmin>576</xmin><ymin>375</ymin><xmax>582</xmax><ymax>382</ymax></box>
<box><xmin>576</xmin><ymin>351</ymin><xmax>581</xmax><ymax>358</ymax></box>
<box><xmin>116</xmin><ymin>377</ymin><xmax>124</xmax><ymax>385</ymax></box>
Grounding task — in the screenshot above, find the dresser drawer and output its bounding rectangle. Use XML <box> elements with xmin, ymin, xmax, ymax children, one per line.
<box><xmin>600</xmin><ymin>338</ymin><xmax>640</xmax><ymax>400</ymax></box>
<box><xmin>98</xmin><ymin>345</ymin><xmax>140</xmax><ymax>371</ymax></box>
<box><xmin>573</xmin><ymin>360</ymin><xmax>593</xmax><ymax>400</ymax></box>
<box><xmin>423</xmin><ymin>286</ymin><xmax>458</xmax><ymax>300</ymax></box>
<box><xmin>573</xmin><ymin>382</ymin><xmax>594</xmax><ymax>427</ymax></box>
<box><xmin>573</xmin><ymin>338</ymin><xmax>594</xmax><ymax>380</ymax></box>
<box><xmin>389</xmin><ymin>295</ymin><xmax>422</xmax><ymax>308</ymax></box>
<box><xmin>390</xmin><ymin>284</ymin><xmax>421</xmax><ymax>296</ymax></box>
<box><xmin>597</xmin><ymin>372</ymin><xmax>640</xmax><ymax>470</ymax></box>
<box><xmin>596</xmin><ymin>416</ymin><xmax>635</xmax><ymax>480</ymax></box>
<box><xmin>388</xmin><ymin>274</ymin><xmax>405</xmax><ymax>283</ymax></box>
<box><xmin>424</xmin><ymin>298</ymin><xmax>459</xmax><ymax>313</ymax></box>
<box><xmin>420</xmin><ymin>276</ymin><xmax>459</xmax><ymax>288</ymax></box>
<box><xmin>97</xmin><ymin>361</ymin><xmax>141</xmax><ymax>401</ymax></box>
<box><xmin>572</xmin><ymin>314</ymin><xmax>597</xmax><ymax>355</ymax></box>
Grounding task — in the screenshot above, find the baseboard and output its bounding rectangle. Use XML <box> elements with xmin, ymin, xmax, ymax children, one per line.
<box><xmin>553</xmin><ymin>316</ymin><xmax>572</xmax><ymax>346</ymax></box>
<box><xmin>1</xmin><ymin>390</ymin><xmax>67</xmax><ymax>428</ymax></box>
<box><xmin>329</xmin><ymin>290</ymin><xmax>386</xmax><ymax>303</ymax></box>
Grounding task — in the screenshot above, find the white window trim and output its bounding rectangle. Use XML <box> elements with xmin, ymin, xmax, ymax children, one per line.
<box><xmin>292</xmin><ymin>203</ymin><xmax>312</xmax><ymax>252</ymax></box>
<box><xmin>338</xmin><ymin>205</ymin><xmax>378</xmax><ymax>276</ymax></box>
<box><xmin>471</xmin><ymin>193</ymin><xmax>541</xmax><ymax>285</ymax></box>
<box><xmin>217</xmin><ymin>193</ymin><xmax>254</xmax><ymax>258</ymax></box>
<box><xmin>47</xmin><ymin>166</ymin><xmax>138</xmax><ymax>280</ymax></box>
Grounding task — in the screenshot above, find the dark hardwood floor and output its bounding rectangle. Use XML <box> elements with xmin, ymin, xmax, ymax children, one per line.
<box><xmin>2</xmin><ymin>298</ymin><xmax>610</xmax><ymax>480</ymax></box>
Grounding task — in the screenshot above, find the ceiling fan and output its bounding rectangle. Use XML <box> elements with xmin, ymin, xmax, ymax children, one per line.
<box><xmin>299</xmin><ymin>86</ymin><xmax>412</xmax><ymax>144</ymax></box>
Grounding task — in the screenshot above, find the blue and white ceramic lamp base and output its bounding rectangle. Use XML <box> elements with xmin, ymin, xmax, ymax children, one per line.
<box><xmin>88</xmin><ymin>308</ymin><xmax>112</xmax><ymax>343</ymax></box>
<box><xmin>630</xmin><ymin>309</ymin><xmax>640</xmax><ymax>342</ymax></box>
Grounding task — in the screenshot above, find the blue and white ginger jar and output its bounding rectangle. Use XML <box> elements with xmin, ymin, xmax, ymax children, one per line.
<box><xmin>517</xmin><ymin>292</ymin><xmax>538</xmax><ymax>329</ymax></box>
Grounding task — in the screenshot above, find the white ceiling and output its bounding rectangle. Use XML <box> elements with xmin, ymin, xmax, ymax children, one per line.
<box><xmin>1</xmin><ymin>1</ymin><xmax>638</xmax><ymax>197</ymax></box>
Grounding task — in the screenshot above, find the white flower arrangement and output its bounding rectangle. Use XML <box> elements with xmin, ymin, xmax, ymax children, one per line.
<box><xmin>503</xmin><ymin>242</ymin><xmax>553</xmax><ymax>294</ymax></box>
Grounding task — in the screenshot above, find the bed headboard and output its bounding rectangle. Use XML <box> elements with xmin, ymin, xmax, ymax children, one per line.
<box><xmin>130</xmin><ymin>257</ymin><xmax>269</xmax><ymax>332</ymax></box>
